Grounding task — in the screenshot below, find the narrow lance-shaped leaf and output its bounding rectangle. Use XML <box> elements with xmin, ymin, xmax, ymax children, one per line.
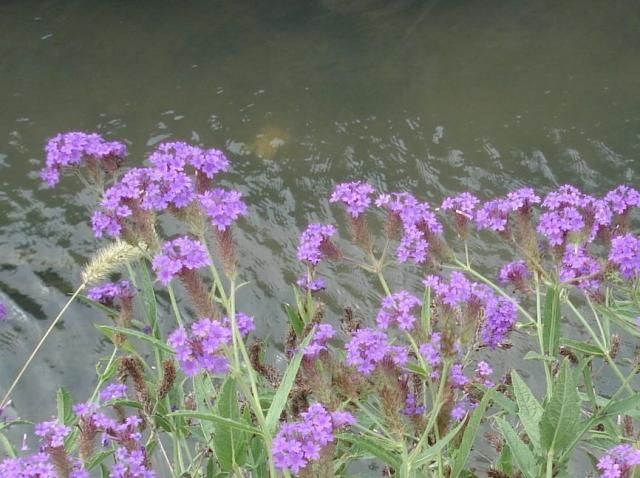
<box><xmin>495</xmin><ymin>416</ymin><xmax>537</xmax><ymax>478</ymax></box>
<box><xmin>542</xmin><ymin>286</ymin><xmax>561</xmax><ymax>358</ymax></box>
<box><xmin>511</xmin><ymin>371</ymin><xmax>543</xmax><ymax>452</ymax></box>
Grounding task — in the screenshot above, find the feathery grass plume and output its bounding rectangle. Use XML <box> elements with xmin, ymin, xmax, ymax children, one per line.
<box><xmin>81</xmin><ymin>240</ymin><xmax>146</xmax><ymax>285</ymax></box>
<box><xmin>157</xmin><ymin>359</ymin><xmax>176</xmax><ymax>401</ymax></box>
<box><xmin>119</xmin><ymin>356</ymin><xmax>151</xmax><ymax>415</ymax></box>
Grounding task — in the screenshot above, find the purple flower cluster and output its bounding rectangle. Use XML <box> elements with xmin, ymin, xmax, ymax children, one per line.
<box><xmin>152</xmin><ymin>236</ymin><xmax>210</xmax><ymax>285</ymax></box>
<box><xmin>605</xmin><ymin>185</ymin><xmax>640</xmax><ymax>215</ymax></box>
<box><xmin>403</xmin><ymin>392</ymin><xmax>425</xmax><ymax>417</ymax></box>
<box><xmin>272</xmin><ymin>403</ymin><xmax>355</xmax><ymax>474</ymax></box>
<box><xmin>597</xmin><ymin>444</ymin><xmax>640</xmax><ymax>478</ymax></box>
<box><xmin>34</xmin><ymin>419</ymin><xmax>71</xmax><ymax>448</ymax></box>
<box><xmin>168</xmin><ymin>318</ymin><xmax>231</xmax><ymax>376</ymax></box>
<box><xmin>111</xmin><ymin>446</ymin><xmax>156</xmax><ymax>478</ymax></box>
<box><xmin>424</xmin><ymin>271</ymin><xmax>488</xmax><ymax>308</ymax></box>
<box><xmin>296</xmin><ymin>275</ymin><xmax>326</xmax><ymax>293</ymax></box>
<box><xmin>73</xmin><ymin>404</ymin><xmax>143</xmax><ymax>447</ymax></box>
<box><xmin>304</xmin><ymin>324</ymin><xmax>336</xmax><ymax>358</ymax></box>
<box><xmin>560</xmin><ymin>247</ymin><xmax>601</xmax><ymax>291</ymax></box>
<box><xmin>41</xmin><ymin>132</ymin><xmax>127</xmax><ymax>187</ymax></box>
<box><xmin>475</xmin><ymin>361</ymin><xmax>494</xmax><ymax>388</ymax></box>
<box><xmin>441</xmin><ymin>192</ymin><xmax>480</xmax><ymax>234</ymax></box>
<box><xmin>88</xmin><ymin>280</ymin><xmax>136</xmax><ymax>306</ymax></box>
<box><xmin>0</xmin><ymin>453</ymin><xmax>56</xmax><ymax>477</ymax></box>
<box><xmin>609</xmin><ymin>234</ymin><xmax>640</xmax><ymax>280</ymax></box>
<box><xmin>537</xmin><ymin>207</ymin><xmax>585</xmax><ymax>246</ymax></box>
<box><xmin>297</xmin><ymin>224</ymin><xmax>338</xmax><ymax>265</ymax></box>
<box><xmin>345</xmin><ymin>328</ymin><xmax>408</xmax><ymax>375</ymax></box>
<box><xmin>100</xmin><ymin>383</ymin><xmax>128</xmax><ymax>402</ymax></box>
<box><xmin>329</xmin><ymin>181</ymin><xmax>375</xmax><ymax>218</ymax></box>
<box><xmin>475</xmin><ymin>199</ymin><xmax>512</xmax><ymax>232</ymax></box>
<box><xmin>449</xmin><ymin>363</ymin><xmax>469</xmax><ymax>388</ymax></box>
<box><xmin>481</xmin><ymin>296</ymin><xmax>517</xmax><ymax>348</ymax></box>
<box><xmin>498</xmin><ymin>260</ymin><xmax>531</xmax><ymax>290</ymax></box>
<box><xmin>148</xmin><ymin>141</ymin><xmax>228</xmax><ymax>180</ymax></box>
<box><xmin>419</xmin><ymin>333</ymin><xmax>442</xmax><ymax>372</ymax></box>
<box><xmin>376</xmin><ymin>291</ymin><xmax>422</xmax><ymax>330</ymax></box>
<box><xmin>222</xmin><ymin>312</ymin><xmax>255</xmax><ymax>337</ymax></box>
<box><xmin>199</xmin><ymin>188</ymin><xmax>248</xmax><ymax>232</ymax></box>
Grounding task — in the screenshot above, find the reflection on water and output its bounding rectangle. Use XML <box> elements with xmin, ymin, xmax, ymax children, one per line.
<box><xmin>0</xmin><ymin>0</ymin><xmax>639</xmax><ymax>472</ymax></box>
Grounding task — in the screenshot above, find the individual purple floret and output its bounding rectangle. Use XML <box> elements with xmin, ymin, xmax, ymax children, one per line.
<box><xmin>222</xmin><ymin>312</ymin><xmax>255</xmax><ymax>337</ymax></box>
<box><xmin>505</xmin><ymin>187</ymin><xmax>541</xmax><ymax>212</ymax></box>
<box><xmin>376</xmin><ymin>291</ymin><xmax>422</xmax><ymax>330</ymax></box>
<box><xmin>199</xmin><ymin>188</ymin><xmax>248</xmax><ymax>231</ymax></box>
<box><xmin>304</xmin><ymin>324</ymin><xmax>336</xmax><ymax>358</ymax></box>
<box><xmin>110</xmin><ymin>446</ymin><xmax>156</xmax><ymax>478</ymax></box>
<box><xmin>168</xmin><ymin>318</ymin><xmax>231</xmax><ymax>376</ymax></box>
<box><xmin>297</xmin><ymin>224</ymin><xmax>338</xmax><ymax>265</ymax></box>
<box><xmin>597</xmin><ymin>444</ymin><xmax>640</xmax><ymax>478</ymax></box>
<box><xmin>34</xmin><ymin>419</ymin><xmax>71</xmax><ymax>448</ymax></box>
<box><xmin>329</xmin><ymin>181</ymin><xmax>375</xmax><ymax>218</ymax></box>
<box><xmin>498</xmin><ymin>260</ymin><xmax>531</xmax><ymax>291</ymax></box>
<box><xmin>41</xmin><ymin>132</ymin><xmax>127</xmax><ymax>187</ymax></box>
<box><xmin>87</xmin><ymin>280</ymin><xmax>136</xmax><ymax>306</ymax></box>
<box><xmin>152</xmin><ymin>236</ymin><xmax>210</xmax><ymax>285</ymax></box>
<box><xmin>481</xmin><ymin>297</ymin><xmax>517</xmax><ymax>348</ymax></box>
<box><xmin>537</xmin><ymin>207</ymin><xmax>585</xmax><ymax>246</ymax></box>
<box><xmin>100</xmin><ymin>383</ymin><xmax>128</xmax><ymax>402</ymax></box>
<box><xmin>560</xmin><ymin>247</ymin><xmax>601</xmax><ymax>291</ymax></box>
<box><xmin>475</xmin><ymin>199</ymin><xmax>511</xmax><ymax>232</ymax></box>
<box><xmin>0</xmin><ymin>301</ymin><xmax>6</xmax><ymax>321</ymax></box>
<box><xmin>609</xmin><ymin>234</ymin><xmax>640</xmax><ymax>280</ymax></box>
<box><xmin>346</xmin><ymin>328</ymin><xmax>401</xmax><ymax>375</ymax></box>
<box><xmin>296</xmin><ymin>275</ymin><xmax>326</xmax><ymax>293</ymax></box>
<box><xmin>0</xmin><ymin>452</ymin><xmax>56</xmax><ymax>477</ymax></box>
<box><xmin>605</xmin><ymin>185</ymin><xmax>640</xmax><ymax>216</ymax></box>
<box><xmin>272</xmin><ymin>403</ymin><xmax>354</xmax><ymax>475</ymax></box>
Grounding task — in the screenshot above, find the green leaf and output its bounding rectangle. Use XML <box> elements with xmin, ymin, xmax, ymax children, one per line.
<box><xmin>214</xmin><ymin>378</ymin><xmax>247</xmax><ymax>471</ymax></box>
<box><xmin>338</xmin><ymin>433</ymin><xmax>401</xmax><ymax>469</ymax></box>
<box><xmin>559</xmin><ymin>338</ymin><xmax>605</xmax><ymax>357</ymax></box>
<box><xmin>523</xmin><ymin>351</ymin><xmax>555</xmax><ymax>362</ymax></box>
<box><xmin>413</xmin><ymin>417</ymin><xmax>467</xmax><ymax>467</ymax></box>
<box><xmin>421</xmin><ymin>287</ymin><xmax>432</xmax><ymax>333</ymax></box>
<box><xmin>450</xmin><ymin>389</ymin><xmax>494</xmax><ymax>478</ymax></box>
<box><xmin>167</xmin><ymin>411</ymin><xmax>261</xmax><ymax>436</ymax></box>
<box><xmin>95</xmin><ymin>325</ymin><xmax>173</xmax><ymax>353</ymax></box>
<box><xmin>511</xmin><ymin>371</ymin><xmax>543</xmax><ymax>451</ymax></box>
<box><xmin>542</xmin><ymin>286</ymin><xmax>561</xmax><ymax>358</ymax></box>
<box><xmin>540</xmin><ymin>360</ymin><xmax>581</xmax><ymax>454</ymax></box>
<box><xmin>495</xmin><ymin>416</ymin><xmax>537</xmax><ymax>478</ymax></box>
<box><xmin>137</xmin><ymin>260</ymin><xmax>158</xmax><ymax>334</ymax></box>
<box><xmin>86</xmin><ymin>450</ymin><xmax>114</xmax><ymax>470</ymax></box>
<box><xmin>56</xmin><ymin>387</ymin><xmax>73</xmax><ymax>425</ymax></box>
<box><xmin>0</xmin><ymin>431</ymin><xmax>16</xmax><ymax>458</ymax></box>
<box><xmin>602</xmin><ymin>394</ymin><xmax>640</xmax><ymax>416</ymax></box>
<box><xmin>283</xmin><ymin>303</ymin><xmax>304</xmax><ymax>337</ymax></box>
<box><xmin>264</xmin><ymin>331</ymin><xmax>313</xmax><ymax>434</ymax></box>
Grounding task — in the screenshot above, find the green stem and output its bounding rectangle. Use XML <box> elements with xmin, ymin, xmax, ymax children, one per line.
<box><xmin>167</xmin><ymin>283</ymin><xmax>184</xmax><ymax>328</ymax></box>
<box><xmin>535</xmin><ymin>273</ymin><xmax>553</xmax><ymax>395</ymax></box>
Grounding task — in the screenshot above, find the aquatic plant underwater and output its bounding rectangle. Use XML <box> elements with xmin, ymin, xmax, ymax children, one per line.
<box><xmin>0</xmin><ymin>131</ymin><xmax>639</xmax><ymax>477</ymax></box>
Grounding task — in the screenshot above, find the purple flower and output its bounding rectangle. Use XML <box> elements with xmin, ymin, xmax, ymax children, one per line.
<box><xmin>0</xmin><ymin>301</ymin><xmax>6</xmax><ymax>321</ymax></box>
<box><xmin>609</xmin><ymin>234</ymin><xmax>640</xmax><ymax>280</ymax></box>
<box><xmin>34</xmin><ymin>419</ymin><xmax>71</xmax><ymax>448</ymax></box>
<box><xmin>475</xmin><ymin>199</ymin><xmax>511</xmax><ymax>232</ymax></box>
<box><xmin>110</xmin><ymin>446</ymin><xmax>155</xmax><ymax>478</ymax></box>
<box><xmin>0</xmin><ymin>452</ymin><xmax>56</xmax><ymax>477</ymax></box>
<box><xmin>597</xmin><ymin>444</ymin><xmax>640</xmax><ymax>478</ymax></box>
<box><xmin>41</xmin><ymin>132</ymin><xmax>127</xmax><ymax>187</ymax></box>
<box><xmin>222</xmin><ymin>312</ymin><xmax>255</xmax><ymax>337</ymax></box>
<box><xmin>424</xmin><ymin>271</ymin><xmax>472</xmax><ymax>308</ymax></box>
<box><xmin>304</xmin><ymin>324</ymin><xmax>336</xmax><ymax>358</ymax></box>
<box><xmin>168</xmin><ymin>318</ymin><xmax>231</xmax><ymax>376</ymax></box>
<box><xmin>475</xmin><ymin>361</ymin><xmax>494</xmax><ymax>387</ymax></box>
<box><xmin>88</xmin><ymin>280</ymin><xmax>136</xmax><ymax>306</ymax></box>
<box><xmin>605</xmin><ymin>185</ymin><xmax>640</xmax><ymax>215</ymax></box>
<box><xmin>403</xmin><ymin>392</ymin><xmax>425</xmax><ymax>417</ymax></box>
<box><xmin>297</xmin><ymin>224</ymin><xmax>338</xmax><ymax>265</ymax></box>
<box><xmin>481</xmin><ymin>297</ymin><xmax>517</xmax><ymax>348</ymax></box>
<box><xmin>542</xmin><ymin>185</ymin><xmax>591</xmax><ymax>210</ymax></box>
<box><xmin>441</xmin><ymin>192</ymin><xmax>480</xmax><ymax>217</ymax></box>
<box><xmin>449</xmin><ymin>363</ymin><xmax>469</xmax><ymax>388</ymax></box>
<box><xmin>199</xmin><ymin>188</ymin><xmax>248</xmax><ymax>231</ymax></box>
<box><xmin>537</xmin><ymin>207</ymin><xmax>585</xmax><ymax>246</ymax></box>
<box><xmin>330</xmin><ymin>181</ymin><xmax>375</xmax><ymax>218</ymax></box>
<box><xmin>345</xmin><ymin>328</ymin><xmax>404</xmax><ymax>375</ymax></box>
<box><xmin>419</xmin><ymin>333</ymin><xmax>442</xmax><ymax>369</ymax></box>
<box><xmin>273</xmin><ymin>404</ymin><xmax>354</xmax><ymax>474</ymax></box>
<box><xmin>396</xmin><ymin>226</ymin><xmax>429</xmax><ymax>264</ymax></box>
<box><xmin>505</xmin><ymin>187</ymin><xmax>541</xmax><ymax>211</ymax></box>
<box><xmin>190</xmin><ymin>147</ymin><xmax>229</xmax><ymax>179</ymax></box>
<box><xmin>296</xmin><ymin>275</ymin><xmax>326</xmax><ymax>293</ymax></box>
<box><xmin>498</xmin><ymin>261</ymin><xmax>531</xmax><ymax>290</ymax></box>
<box><xmin>100</xmin><ymin>383</ymin><xmax>128</xmax><ymax>402</ymax></box>
<box><xmin>152</xmin><ymin>236</ymin><xmax>210</xmax><ymax>285</ymax></box>
<box><xmin>560</xmin><ymin>247</ymin><xmax>601</xmax><ymax>291</ymax></box>
<box><xmin>376</xmin><ymin>291</ymin><xmax>422</xmax><ymax>330</ymax></box>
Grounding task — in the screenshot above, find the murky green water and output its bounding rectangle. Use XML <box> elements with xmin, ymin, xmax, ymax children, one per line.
<box><xmin>1</xmin><ymin>0</ymin><xmax>639</xmax><ymax>472</ymax></box>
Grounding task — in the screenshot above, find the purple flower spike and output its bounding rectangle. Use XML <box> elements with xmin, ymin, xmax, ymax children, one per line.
<box><xmin>100</xmin><ymin>383</ymin><xmax>128</xmax><ymax>402</ymax></box>
<box><xmin>345</xmin><ymin>328</ymin><xmax>389</xmax><ymax>375</ymax></box>
<box><xmin>34</xmin><ymin>420</ymin><xmax>71</xmax><ymax>448</ymax></box>
<box><xmin>609</xmin><ymin>234</ymin><xmax>640</xmax><ymax>280</ymax></box>
<box><xmin>296</xmin><ymin>275</ymin><xmax>326</xmax><ymax>293</ymax></box>
<box><xmin>222</xmin><ymin>312</ymin><xmax>255</xmax><ymax>337</ymax></box>
<box><xmin>560</xmin><ymin>247</ymin><xmax>601</xmax><ymax>291</ymax></box>
<box><xmin>330</xmin><ymin>181</ymin><xmax>375</xmax><ymax>218</ymax></box>
<box><xmin>41</xmin><ymin>132</ymin><xmax>127</xmax><ymax>187</ymax></box>
<box><xmin>0</xmin><ymin>453</ymin><xmax>56</xmax><ymax>477</ymax></box>
<box><xmin>152</xmin><ymin>236</ymin><xmax>210</xmax><ymax>285</ymax></box>
<box><xmin>506</xmin><ymin>188</ymin><xmax>541</xmax><ymax>211</ymax></box>
<box><xmin>168</xmin><ymin>318</ymin><xmax>231</xmax><ymax>377</ymax></box>
<box><xmin>199</xmin><ymin>188</ymin><xmax>248</xmax><ymax>232</ymax></box>
<box><xmin>605</xmin><ymin>185</ymin><xmax>640</xmax><ymax>215</ymax></box>
<box><xmin>297</xmin><ymin>224</ymin><xmax>338</xmax><ymax>265</ymax></box>
<box><xmin>537</xmin><ymin>207</ymin><xmax>585</xmax><ymax>246</ymax></box>
<box><xmin>498</xmin><ymin>261</ymin><xmax>531</xmax><ymax>290</ymax></box>
<box><xmin>597</xmin><ymin>444</ymin><xmax>640</xmax><ymax>478</ymax></box>
<box><xmin>449</xmin><ymin>363</ymin><xmax>469</xmax><ymax>388</ymax></box>
<box><xmin>441</xmin><ymin>192</ymin><xmax>480</xmax><ymax>218</ymax></box>
<box><xmin>111</xmin><ymin>446</ymin><xmax>155</xmax><ymax>478</ymax></box>
<box><xmin>88</xmin><ymin>280</ymin><xmax>136</xmax><ymax>306</ymax></box>
<box><xmin>475</xmin><ymin>199</ymin><xmax>511</xmax><ymax>232</ymax></box>
<box><xmin>481</xmin><ymin>297</ymin><xmax>517</xmax><ymax>348</ymax></box>
<box><xmin>376</xmin><ymin>291</ymin><xmax>421</xmax><ymax>330</ymax></box>
<box><xmin>304</xmin><ymin>324</ymin><xmax>336</xmax><ymax>358</ymax></box>
<box><xmin>542</xmin><ymin>185</ymin><xmax>590</xmax><ymax>210</ymax></box>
